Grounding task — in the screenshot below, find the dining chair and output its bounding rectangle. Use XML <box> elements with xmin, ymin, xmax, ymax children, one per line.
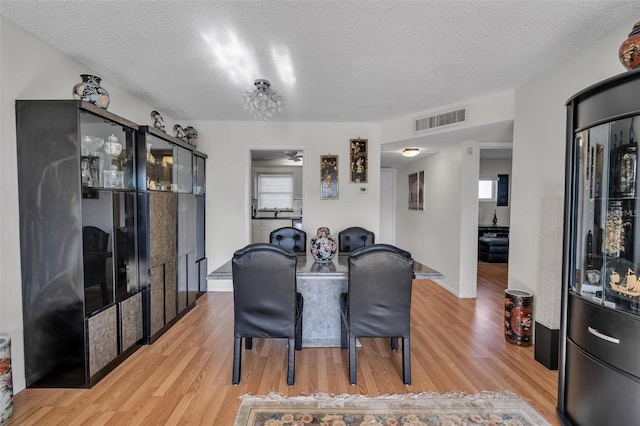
<box><xmin>338</xmin><ymin>226</ymin><xmax>375</xmax><ymax>252</ymax></box>
<box><xmin>340</xmin><ymin>243</ymin><xmax>414</xmax><ymax>384</ymax></box>
<box><xmin>269</xmin><ymin>226</ymin><xmax>307</xmax><ymax>252</ymax></box>
<box><xmin>82</xmin><ymin>225</ymin><xmax>111</xmax><ymax>308</ymax></box>
<box><xmin>231</xmin><ymin>243</ymin><xmax>303</xmax><ymax>385</ymax></box>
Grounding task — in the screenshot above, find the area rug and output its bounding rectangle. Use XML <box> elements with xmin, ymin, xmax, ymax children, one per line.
<box><xmin>234</xmin><ymin>391</ymin><xmax>550</xmax><ymax>426</ymax></box>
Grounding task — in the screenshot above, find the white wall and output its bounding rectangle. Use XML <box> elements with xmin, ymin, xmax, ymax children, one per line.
<box><xmin>191</xmin><ymin>121</ymin><xmax>381</xmax><ymax>273</ymax></box>
<box><xmin>395</xmin><ymin>142</ymin><xmax>478</xmax><ymax>297</ymax></box>
<box><xmin>510</xmin><ymin>20</ymin><xmax>637</xmax><ymax>330</ymax></box>
<box><xmin>381</xmin><ymin>90</ymin><xmax>514</xmax><ymax>143</ymax></box>
<box><xmin>479</xmin><ymin>158</ymin><xmax>512</xmax><ymax>226</ymax></box>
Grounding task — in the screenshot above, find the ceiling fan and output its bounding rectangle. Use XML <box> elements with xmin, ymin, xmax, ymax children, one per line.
<box><xmin>284</xmin><ymin>150</ymin><xmax>303</xmax><ymax>162</ymax></box>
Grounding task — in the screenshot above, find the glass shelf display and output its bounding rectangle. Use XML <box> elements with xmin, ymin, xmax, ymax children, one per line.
<box><xmin>144</xmin><ymin>133</ymin><xmax>174</xmax><ymax>191</ymax></box>
<box><xmin>572</xmin><ymin>115</ymin><xmax>640</xmax><ymax>315</ymax></box>
<box><xmin>80</xmin><ymin>110</ymin><xmax>134</xmax><ymax>192</ymax></box>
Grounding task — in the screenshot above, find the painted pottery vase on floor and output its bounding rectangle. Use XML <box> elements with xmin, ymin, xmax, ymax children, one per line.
<box><xmin>619</xmin><ymin>21</ymin><xmax>640</xmax><ymax>70</ymax></box>
<box><xmin>504</xmin><ymin>290</ymin><xmax>533</xmax><ymax>346</ymax></box>
<box><xmin>0</xmin><ymin>336</ymin><xmax>13</xmax><ymax>425</ymax></box>
<box><xmin>310</xmin><ymin>227</ymin><xmax>337</xmax><ymax>262</ymax></box>
<box><xmin>73</xmin><ymin>74</ymin><xmax>110</xmax><ymax>109</ymax></box>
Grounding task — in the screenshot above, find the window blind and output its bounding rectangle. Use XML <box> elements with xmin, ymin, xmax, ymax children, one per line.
<box><xmin>258</xmin><ymin>174</ymin><xmax>294</xmax><ymax>210</ymax></box>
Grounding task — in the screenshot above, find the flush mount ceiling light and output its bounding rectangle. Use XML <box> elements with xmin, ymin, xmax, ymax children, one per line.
<box><xmin>243</xmin><ymin>79</ymin><xmax>284</xmax><ymax>120</ymax></box>
<box><xmin>402</xmin><ymin>148</ymin><xmax>420</xmax><ymax>157</ymax></box>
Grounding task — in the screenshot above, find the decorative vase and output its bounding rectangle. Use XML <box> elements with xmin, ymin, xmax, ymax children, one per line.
<box><xmin>0</xmin><ymin>336</ymin><xmax>13</xmax><ymax>425</ymax></box>
<box><xmin>310</xmin><ymin>227</ymin><xmax>337</xmax><ymax>262</ymax></box>
<box><xmin>103</xmin><ymin>134</ymin><xmax>122</xmax><ymax>156</ymax></box>
<box><xmin>492</xmin><ymin>210</ymin><xmax>498</xmax><ymax>226</ymax></box>
<box><xmin>173</xmin><ymin>124</ymin><xmax>188</xmax><ymax>143</ymax></box>
<box><xmin>619</xmin><ymin>21</ymin><xmax>640</xmax><ymax>71</ymax></box>
<box><xmin>184</xmin><ymin>126</ymin><xmax>198</xmax><ymax>147</ymax></box>
<box><xmin>72</xmin><ymin>74</ymin><xmax>110</xmax><ymax>109</ymax></box>
<box><xmin>151</xmin><ymin>110</ymin><xmax>166</xmax><ymax>132</ymax></box>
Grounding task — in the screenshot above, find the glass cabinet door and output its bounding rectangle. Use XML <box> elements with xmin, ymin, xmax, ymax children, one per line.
<box><xmin>175</xmin><ymin>145</ymin><xmax>193</xmax><ymax>193</ymax></box>
<box><xmin>194</xmin><ymin>155</ymin><xmax>206</xmax><ymax>195</ymax></box>
<box><xmin>574</xmin><ymin>115</ymin><xmax>640</xmax><ymax>315</ymax></box>
<box><xmin>80</xmin><ymin>110</ymin><xmax>134</xmax><ymax>192</ymax></box>
<box><xmin>145</xmin><ymin>134</ymin><xmax>173</xmax><ymax>191</ymax></box>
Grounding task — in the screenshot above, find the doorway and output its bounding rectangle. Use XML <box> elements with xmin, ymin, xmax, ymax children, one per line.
<box><xmin>248</xmin><ymin>148</ymin><xmax>304</xmax><ymax>244</ymax></box>
<box><xmin>476</xmin><ymin>145</ymin><xmax>512</xmax><ymax>294</ymax></box>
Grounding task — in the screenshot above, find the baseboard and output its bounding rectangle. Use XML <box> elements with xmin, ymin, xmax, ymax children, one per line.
<box><xmin>208</xmin><ymin>279</ymin><xmax>232</xmax><ymax>292</ymax></box>
<box><xmin>431</xmin><ymin>278</ymin><xmax>459</xmax><ymax>297</ymax></box>
<box><xmin>534</xmin><ymin>321</ymin><xmax>559</xmax><ymax>370</ymax></box>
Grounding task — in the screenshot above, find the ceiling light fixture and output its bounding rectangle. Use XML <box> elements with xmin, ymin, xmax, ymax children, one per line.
<box><xmin>243</xmin><ymin>79</ymin><xmax>283</xmax><ymax>120</ymax></box>
<box><xmin>402</xmin><ymin>148</ymin><xmax>420</xmax><ymax>157</ymax></box>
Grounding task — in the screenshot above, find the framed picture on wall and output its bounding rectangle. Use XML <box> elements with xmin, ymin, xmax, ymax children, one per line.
<box><xmin>408</xmin><ymin>171</ymin><xmax>425</xmax><ymax>210</ymax></box>
<box><xmin>321</xmin><ymin>154</ymin><xmax>339</xmax><ymax>200</ymax></box>
<box><xmin>350</xmin><ymin>138</ymin><xmax>368</xmax><ymax>183</ymax></box>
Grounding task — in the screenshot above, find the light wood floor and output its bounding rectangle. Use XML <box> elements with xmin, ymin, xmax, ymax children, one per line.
<box><xmin>9</xmin><ymin>262</ymin><xmax>560</xmax><ymax>425</ymax></box>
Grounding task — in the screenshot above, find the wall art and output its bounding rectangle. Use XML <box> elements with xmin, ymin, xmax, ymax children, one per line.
<box><xmin>350</xmin><ymin>138</ymin><xmax>368</xmax><ymax>183</ymax></box>
<box><xmin>321</xmin><ymin>154</ymin><xmax>339</xmax><ymax>200</ymax></box>
<box><xmin>408</xmin><ymin>171</ymin><xmax>425</xmax><ymax>210</ymax></box>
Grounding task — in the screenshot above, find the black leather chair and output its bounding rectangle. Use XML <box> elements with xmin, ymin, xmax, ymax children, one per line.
<box><xmin>338</xmin><ymin>226</ymin><xmax>375</xmax><ymax>252</ymax></box>
<box><xmin>82</xmin><ymin>226</ymin><xmax>111</xmax><ymax>310</ymax></box>
<box><xmin>269</xmin><ymin>226</ymin><xmax>307</xmax><ymax>253</ymax></box>
<box><xmin>340</xmin><ymin>244</ymin><xmax>414</xmax><ymax>384</ymax></box>
<box><xmin>231</xmin><ymin>243</ymin><xmax>303</xmax><ymax>385</ymax></box>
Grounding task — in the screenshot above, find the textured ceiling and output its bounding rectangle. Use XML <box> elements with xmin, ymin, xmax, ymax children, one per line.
<box><xmin>2</xmin><ymin>1</ymin><xmax>638</xmax><ymax>167</ymax></box>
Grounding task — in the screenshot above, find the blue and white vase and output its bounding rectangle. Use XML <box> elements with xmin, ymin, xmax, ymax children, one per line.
<box><xmin>73</xmin><ymin>74</ymin><xmax>110</xmax><ymax>109</ymax></box>
<box><xmin>310</xmin><ymin>227</ymin><xmax>337</xmax><ymax>262</ymax></box>
<box><xmin>0</xmin><ymin>336</ymin><xmax>13</xmax><ymax>425</ymax></box>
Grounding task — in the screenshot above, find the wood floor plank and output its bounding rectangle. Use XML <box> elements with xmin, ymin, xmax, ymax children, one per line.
<box><xmin>9</xmin><ymin>262</ymin><xmax>560</xmax><ymax>425</ymax></box>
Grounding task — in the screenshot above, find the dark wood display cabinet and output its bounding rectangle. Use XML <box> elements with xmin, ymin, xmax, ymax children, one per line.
<box><xmin>136</xmin><ymin>126</ymin><xmax>207</xmax><ymax>343</ymax></box>
<box><xmin>15</xmin><ymin>100</ymin><xmax>143</xmax><ymax>388</ymax></box>
<box><xmin>559</xmin><ymin>69</ymin><xmax>640</xmax><ymax>424</ymax></box>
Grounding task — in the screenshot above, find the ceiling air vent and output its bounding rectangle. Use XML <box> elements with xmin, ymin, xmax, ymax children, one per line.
<box><xmin>413</xmin><ymin>108</ymin><xmax>467</xmax><ymax>133</ymax></box>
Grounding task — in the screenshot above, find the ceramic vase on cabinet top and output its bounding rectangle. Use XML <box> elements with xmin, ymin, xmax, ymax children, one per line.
<box><xmin>310</xmin><ymin>227</ymin><xmax>337</xmax><ymax>262</ymax></box>
<box><xmin>619</xmin><ymin>21</ymin><xmax>640</xmax><ymax>71</ymax></box>
<box><xmin>73</xmin><ymin>74</ymin><xmax>110</xmax><ymax>109</ymax></box>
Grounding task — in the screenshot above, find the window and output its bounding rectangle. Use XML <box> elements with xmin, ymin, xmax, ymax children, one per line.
<box><xmin>258</xmin><ymin>174</ymin><xmax>294</xmax><ymax>210</ymax></box>
<box><xmin>478</xmin><ymin>179</ymin><xmax>497</xmax><ymax>202</ymax></box>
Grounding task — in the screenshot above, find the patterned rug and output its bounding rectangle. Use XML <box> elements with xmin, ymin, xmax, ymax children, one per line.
<box><xmin>234</xmin><ymin>391</ymin><xmax>550</xmax><ymax>426</ymax></box>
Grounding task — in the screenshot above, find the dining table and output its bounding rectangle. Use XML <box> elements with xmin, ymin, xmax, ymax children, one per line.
<box><xmin>207</xmin><ymin>252</ymin><xmax>443</xmax><ymax>347</ymax></box>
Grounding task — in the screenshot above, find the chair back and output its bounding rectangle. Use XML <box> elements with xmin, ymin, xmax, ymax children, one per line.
<box><xmin>347</xmin><ymin>244</ymin><xmax>414</xmax><ymax>337</ymax></box>
<box><xmin>338</xmin><ymin>226</ymin><xmax>375</xmax><ymax>252</ymax></box>
<box><xmin>232</xmin><ymin>243</ymin><xmax>298</xmax><ymax>338</ymax></box>
<box><xmin>270</xmin><ymin>226</ymin><xmax>307</xmax><ymax>252</ymax></box>
<box><xmin>83</xmin><ymin>226</ymin><xmax>109</xmax><ymax>252</ymax></box>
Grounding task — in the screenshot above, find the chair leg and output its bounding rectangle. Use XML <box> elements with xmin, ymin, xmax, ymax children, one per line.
<box><xmin>341</xmin><ymin>320</ymin><xmax>348</xmax><ymax>349</ymax></box>
<box><xmin>402</xmin><ymin>337</ymin><xmax>411</xmax><ymax>385</ymax></box>
<box><xmin>232</xmin><ymin>337</ymin><xmax>242</xmax><ymax>385</ymax></box>
<box><xmin>295</xmin><ymin>315</ymin><xmax>303</xmax><ymax>351</ymax></box>
<box><xmin>295</xmin><ymin>293</ymin><xmax>303</xmax><ymax>350</ymax></box>
<box><xmin>287</xmin><ymin>338</ymin><xmax>295</xmax><ymax>386</ymax></box>
<box><xmin>349</xmin><ymin>336</ymin><xmax>357</xmax><ymax>384</ymax></box>
<box><xmin>391</xmin><ymin>337</ymin><xmax>398</xmax><ymax>351</ymax></box>
<box><xmin>245</xmin><ymin>337</ymin><xmax>252</xmax><ymax>350</ymax></box>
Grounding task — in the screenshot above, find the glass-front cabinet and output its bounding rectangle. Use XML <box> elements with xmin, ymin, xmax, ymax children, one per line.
<box><xmin>16</xmin><ymin>100</ymin><xmax>142</xmax><ymax>388</ymax></box>
<box><xmin>559</xmin><ymin>70</ymin><xmax>640</xmax><ymax>425</ymax></box>
<box><xmin>572</xmin><ymin>116</ymin><xmax>640</xmax><ymax>313</ymax></box>
<box><xmin>137</xmin><ymin>126</ymin><xmax>203</xmax><ymax>343</ymax></box>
